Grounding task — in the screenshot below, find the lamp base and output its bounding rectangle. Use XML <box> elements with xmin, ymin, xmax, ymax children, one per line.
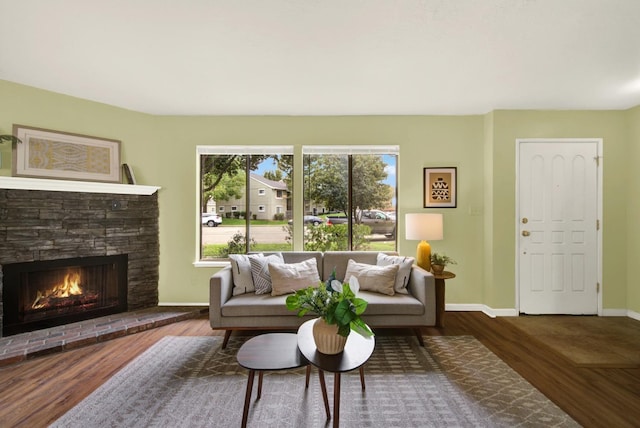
<box><xmin>416</xmin><ymin>240</ymin><xmax>432</xmax><ymax>272</ymax></box>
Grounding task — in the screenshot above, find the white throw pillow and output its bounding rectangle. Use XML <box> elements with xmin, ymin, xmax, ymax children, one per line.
<box><xmin>229</xmin><ymin>253</ymin><xmax>263</xmax><ymax>296</ymax></box>
<box><xmin>249</xmin><ymin>253</ymin><xmax>284</xmax><ymax>295</ymax></box>
<box><xmin>343</xmin><ymin>259</ymin><xmax>399</xmax><ymax>296</ymax></box>
<box><xmin>376</xmin><ymin>253</ymin><xmax>415</xmax><ymax>294</ymax></box>
<box><xmin>268</xmin><ymin>258</ymin><xmax>321</xmax><ymax>297</ymax></box>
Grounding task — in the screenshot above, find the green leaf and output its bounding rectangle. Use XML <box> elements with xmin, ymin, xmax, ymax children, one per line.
<box><xmin>352</xmin><ymin>297</ymin><xmax>368</xmax><ymax>315</ymax></box>
<box><xmin>333</xmin><ymin>300</ymin><xmax>355</xmax><ymax>325</ymax></box>
<box><xmin>337</xmin><ymin>323</ymin><xmax>351</xmax><ymax>337</ymax></box>
<box><xmin>350</xmin><ymin>318</ymin><xmax>374</xmax><ymax>337</ymax></box>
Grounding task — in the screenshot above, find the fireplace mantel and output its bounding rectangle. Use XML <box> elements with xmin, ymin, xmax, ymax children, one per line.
<box><xmin>0</xmin><ymin>176</ymin><xmax>160</xmax><ymax>195</ymax></box>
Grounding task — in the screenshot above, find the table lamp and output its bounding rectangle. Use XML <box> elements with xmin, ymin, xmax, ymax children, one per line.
<box><xmin>405</xmin><ymin>213</ymin><xmax>443</xmax><ymax>272</ymax></box>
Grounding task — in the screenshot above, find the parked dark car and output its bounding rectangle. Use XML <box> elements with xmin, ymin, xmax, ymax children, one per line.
<box><xmin>288</xmin><ymin>215</ymin><xmax>324</xmax><ymax>226</ymax></box>
<box><xmin>326</xmin><ymin>209</ymin><xmax>395</xmax><ymax>237</ymax></box>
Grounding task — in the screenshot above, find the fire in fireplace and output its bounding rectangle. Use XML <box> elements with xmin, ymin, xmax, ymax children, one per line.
<box><xmin>2</xmin><ymin>255</ymin><xmax>128</xmax><ymax>336</ymax></box>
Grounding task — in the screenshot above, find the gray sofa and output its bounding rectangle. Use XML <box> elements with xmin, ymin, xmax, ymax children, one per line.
<box><xmin>209</xmin><ymin>251</ymin><xmax>436</xmax><ymax>348</ymax></box>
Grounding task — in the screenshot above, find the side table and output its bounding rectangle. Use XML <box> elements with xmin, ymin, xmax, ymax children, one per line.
<box><xmin>432</xmin><ymin>271</ymin><xmax>455</xmax><ymax>328</ymax></box>
<box><xmin>297</xmin><ymin>319</ymin><xmax>375</xmax><ymax>428</ymax></box>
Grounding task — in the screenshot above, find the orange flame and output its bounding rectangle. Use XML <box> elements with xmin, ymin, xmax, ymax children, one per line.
<box><xmin>32</xmin><ymin>271</ymin><xmax>83</xmax><ymax>309</ymax></box>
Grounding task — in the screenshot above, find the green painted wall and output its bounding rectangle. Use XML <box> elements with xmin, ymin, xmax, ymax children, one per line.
<box><xmin>628</xmin><ymin>106</ymin><xmax>640</xmax><ymax>314</ymax></box>
<box><xmin>0</xmin><ymin>80</ymin><xmax>636</xmax><ymax>313</ymax></box>
<box><xmin>488</xmin><ymin>110</ymin><xmax>630</xmax><ymax>311</ymax></box>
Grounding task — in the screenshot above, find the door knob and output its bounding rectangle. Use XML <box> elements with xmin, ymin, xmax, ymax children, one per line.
<box><xmin>522</xmin><ymin>230</ymin><xmax>530</xmax><ymax>237</ymax></box>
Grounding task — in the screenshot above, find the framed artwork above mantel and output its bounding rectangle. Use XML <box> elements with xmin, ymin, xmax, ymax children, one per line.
<box><xmin>12</xmin><ymin>125</ymin><xmax>122</xmax><ymax>183</ymax></box>
<box><xmin>423</xmin><ymin>167</ymin><xmax>457</xmax><ymax>208</ymax></box>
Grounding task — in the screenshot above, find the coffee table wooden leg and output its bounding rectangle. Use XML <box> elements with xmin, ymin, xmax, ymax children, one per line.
<box><xmin>333</xmin><ymin>372</ymin><xmax>341</xmax><ymax>428</ymax></box>
<box><xmin>318</xmin><ymin>369</ymin><xmax>331</xmax><ymax>419</ymax></box>
<box><xmin>305</xmin><ymin>365</ymin><xmax>311</xmax><ymax>388</ymax></box>
<box><xmin>359</xmin><ymin>366</ymin><xmax>365</xmax><ymax>391</ymax></box>
<box><xmin>241</xmin><ymin>369</ymin><xmax>255</xmax><ymax>428</ymax></box>
<box><xmin>257</xmin><ymin>371</ymin><xmax>264</xmax><ymax>399</ymax></box>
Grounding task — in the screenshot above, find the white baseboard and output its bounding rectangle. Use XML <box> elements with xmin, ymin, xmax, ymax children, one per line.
<box><xmin>446</xmin><ymin>304</ymin><xmax>518</xmax><ymax>318</ymax></box>
<box><xmin>158</xmin><ymin>302</ymin><xmax>209</xmax><ymax>307</ymax></box>
<box><xmin>449</xmin><ymin>304</ymin><xmax>640</xmax><ymax>320</ymax></box>
<box><xmin>157</xmin><ymin>302</ymin><xmax>639</xmax><ymax>320</ymax></box>
<box><xmin>602</xmin><ymin>308</ymin><xmax>630</xmax><ymax>316</ymax></box>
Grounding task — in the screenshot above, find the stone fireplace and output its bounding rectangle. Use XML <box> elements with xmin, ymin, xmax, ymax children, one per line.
<box><xmin>2</xmin><ymin>254</ymin><xmax>128</xmax><ymax>336</ymax></box>
<box><xmin>0</xmin><ymin>177</ymin><xmax>160</xmax><ymax>337</ymax></box>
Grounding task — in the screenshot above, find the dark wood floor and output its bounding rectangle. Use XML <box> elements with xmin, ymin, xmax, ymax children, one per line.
<box><xmin>1</xmin><ymin>312</ymin><xmax>639</xmax><ymax>428</ymax></box>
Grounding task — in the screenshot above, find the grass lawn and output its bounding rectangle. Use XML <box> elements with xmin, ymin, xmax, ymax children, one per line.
<box><xmin>202</xmin><ymin>240</ymin><xmax>395</xmax><ymax>258</ymax></box>
<box><xmin>220</xmin><ymin>218</ymin><xmax>288</xmax><ymax>226</ymax></box>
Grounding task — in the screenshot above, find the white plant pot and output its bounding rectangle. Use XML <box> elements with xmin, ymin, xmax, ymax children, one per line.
<box><xmin>312</xmin><ymin>318</ymin><xmax>347</xmax><ymax>355</ymax></box>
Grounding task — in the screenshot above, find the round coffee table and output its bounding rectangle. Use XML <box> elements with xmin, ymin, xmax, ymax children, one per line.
<box><xmin>297</xmin><ymin>319</ymin><xmax>375</xmax><ymax>428</ymax></box>
<box><xmin>236</xmin><ymin>332</ymin><xmax>330</xmax><ymax>428</ymax></box>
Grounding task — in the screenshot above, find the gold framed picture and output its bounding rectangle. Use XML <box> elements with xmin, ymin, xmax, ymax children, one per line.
<box><xmin>423</xmin><ymin>167</ymin><xmax>457</xmax><ymax>208</ymax></box>
<box><xmin>12</xmin><ymin>125</ymin><xmax>121</xmax><ymax>183</ymax></box>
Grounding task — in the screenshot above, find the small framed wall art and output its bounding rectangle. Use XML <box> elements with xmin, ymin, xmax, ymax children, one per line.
<box><xmin>12</xmin><ymin>124</ymin><xmax>121</xmax><ymax>183</ymax></box>
<box><xmin>423</xmin><ymin>167</ymin><xmax>457</xmax><ymax>208</ymax></box>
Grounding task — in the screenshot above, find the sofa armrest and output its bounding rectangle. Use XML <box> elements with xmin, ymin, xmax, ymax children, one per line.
<box><xmin>407</xmin><ymin>264</ymin><xmax>435</xmax><ymax>311</ymax></box>
<box><xmin>209</xmin><ymin>266</ymin><xmax>233</xmax><ymax>328</ymax></box>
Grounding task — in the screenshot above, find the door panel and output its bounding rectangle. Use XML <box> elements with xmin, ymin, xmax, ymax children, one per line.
<box><xmin>518</xmin><ymin>141</ymin><xmax>599</xmax><ymax>314</ymax></box>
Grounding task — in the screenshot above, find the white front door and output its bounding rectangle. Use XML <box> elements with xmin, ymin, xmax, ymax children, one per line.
<box><xmin>517</xmin><ymin>139</ymin><xmax>601</xmax><ymax>314</ymax></box>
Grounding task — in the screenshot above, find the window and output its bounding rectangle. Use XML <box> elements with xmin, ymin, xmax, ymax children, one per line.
<box><xmin>302</xmin><ymin>146</ymin><xmax>398</xmax><ymax>252</ymax></box>
<box><xmin>198</xmin><ymin>146</ymin><xmax>293</xmax><ymax>260</ymax></box>
<box><xmin>197</xmin><ymin>145</ymin><xmax>396</xmax><ymax>261</ymax></box>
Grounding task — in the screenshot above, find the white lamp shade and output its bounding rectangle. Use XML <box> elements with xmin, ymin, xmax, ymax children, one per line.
<box><xmin>405</xmin><ymin>213</ymin><xmax>443</xmax><ymax>241</ymax></box>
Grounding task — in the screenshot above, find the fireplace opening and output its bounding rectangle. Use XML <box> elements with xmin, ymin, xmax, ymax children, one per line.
<box><xmin>2</xmin><ymin>255</ymin><xmax>128</xmax><ymax>336</ymax></box>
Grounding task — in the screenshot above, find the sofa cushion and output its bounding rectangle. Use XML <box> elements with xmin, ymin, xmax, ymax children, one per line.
<box><xmin>344</xmin><ymin>259</ymin><xmax>399</xmax><ymax>296</ymax></box>
<box><xmin>357</xmin><ymin>291</ymin><xmax>425</xmax><ymax>315</ymax></box>
<box><xmin>221</xmin><ymin>293</ymin><xmax>294</xmax><ymax>317</ymax></box>
<box><xmin>229</xmin><ymin>253</ymin><xmax>263</xmax><ymax>295</ymax></box>
<box><xmin>249</xmin><ymin>253</ymin><xmax>284</xmax><ymax>294</ymax></box>
<box><xmin>269</xmin><ymin>258</ymin><xmax>321</xmax><ymax>296</ymax></box>
<box><xmin>220</xmin><ymin>289</ymin><xmax>424</xmax><ymax>317</ymax></box>
<box><xmin>376</xmin><ymin>253</ymin><xmax>415</xmax><ymax>295</ymax></box>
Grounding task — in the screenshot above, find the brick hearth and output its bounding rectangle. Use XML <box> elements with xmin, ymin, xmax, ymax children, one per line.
<box><xmin>0</xmin><ymin>306</ymin><xmax>207</xmax><ymax>367</ymax></box>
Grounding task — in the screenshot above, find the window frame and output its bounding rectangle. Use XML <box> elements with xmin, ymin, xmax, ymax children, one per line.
<box><xmin>302</xmin><ymin>145</ymin><xmax>399</xmax><ymax>251</ymax></box>
<box><xmin>195</xmin><ymin>145</ymin><xmax>294</xmax><ymax>266</ymax></box>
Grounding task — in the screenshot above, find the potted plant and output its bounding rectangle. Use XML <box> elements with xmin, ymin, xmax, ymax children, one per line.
<box><xmin>430</xmin><ymin>252</ymin><xmax>457</xmax><ymax>275</ymax></box>
<box><xmin>286</xmin><ymin>270</ymin><xmax>374</xmax><ymax>354</ymax></box>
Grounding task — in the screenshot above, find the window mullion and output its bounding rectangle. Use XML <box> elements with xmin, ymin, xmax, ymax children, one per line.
<box><xmin>348</xmin><ymin>155</ymin><xmax>353</xmax><ymax>251</ymax></box>
<box><xmin>245</xmin><ymin>155</ymin><xmax>251</xmax><ymax>253</ymax></box>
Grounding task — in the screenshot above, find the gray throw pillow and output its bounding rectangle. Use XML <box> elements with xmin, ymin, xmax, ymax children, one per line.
<box><xmin>376</xmin><ymin>253</ymin><xmax>415</xmax><ymax>294</ymax></box>
<box><xmin>249</xmin><ymin>253</ymin><xmax>284</xmax><ymax>295</ymax></box>
<box><xmin>229</xmin><ymin>253</ymin><xmax>263</xmax><ymax>295</ymax></box>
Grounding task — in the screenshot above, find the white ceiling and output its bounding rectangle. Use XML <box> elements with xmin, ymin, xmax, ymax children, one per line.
<box><xmin>1</xmin><ymin>0</ymin><xmax>639</xmax><ymax>116</ymax></box>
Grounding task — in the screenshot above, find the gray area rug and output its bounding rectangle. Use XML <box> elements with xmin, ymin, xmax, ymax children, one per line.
<box><xmin>51</xmin><ymin>335</ymin><xmax>577</xmax><ymax>428</ymax></box>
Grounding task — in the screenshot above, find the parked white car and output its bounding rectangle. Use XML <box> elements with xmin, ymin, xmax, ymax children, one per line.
<box><xmin>201</xmin><ymin>213</ymin><xmax>222</xmax><ymax>227</ymax></box>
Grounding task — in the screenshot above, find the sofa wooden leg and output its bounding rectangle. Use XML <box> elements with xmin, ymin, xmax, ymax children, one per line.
<box><xmin>222</xmin><ymin>330</ymin><xmax>232</xmax><ymax>349</ymax></box>
<box><xmin>414</xmin><ymin>328</ymin><xmax>425</xmax><ymax>347</ymax></box>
